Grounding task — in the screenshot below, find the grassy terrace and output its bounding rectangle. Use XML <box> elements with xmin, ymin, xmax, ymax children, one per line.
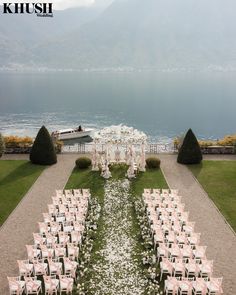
<box><xmin>65</xmin><ymin>164</ymin><xmax>168</xmax><ymax>205</ymax></box>
<box><xmin>66</xmin><ymin>164</ymin><xmax>168</xmax><ymax>294</ymax></box>
<box><xmin>131</xmin><ymin>166</ymin><xmax>168</xmax><ymax>196</ymax></box>
<box><xmin>66</xmin><ymin>164</ymin><xmax>168</xmax><ymax>202</ymax></box>
<box><xmin>189</xmin><ymin>160</ymin><xmax>236</xmax><ymax>232</ymax></box>
<box><xmin>0</xmin><ymin>160</ymin><xmax>45</xmax><ymax>225</ymax></box>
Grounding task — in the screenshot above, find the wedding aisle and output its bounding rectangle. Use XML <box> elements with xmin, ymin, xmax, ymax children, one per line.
<box><xmin>85</xmin><ymin>179</ymin><xmax>147</xmax><ymax>294</ymax></box>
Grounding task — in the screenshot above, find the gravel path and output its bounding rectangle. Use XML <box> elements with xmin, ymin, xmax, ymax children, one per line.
<box><xmin>0</xmin><ymin>154</ymin><xmax>78</xmax><ymax>294</ymax></box>
<box><xmin>159</xmin><ymin>154</ymin><xmax>236</xmax><ymax>295</ymax></box>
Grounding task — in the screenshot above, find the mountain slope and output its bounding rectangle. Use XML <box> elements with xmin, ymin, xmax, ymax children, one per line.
<box><xmin>0</xmin><ymin>5</ymin><xmax>104</xmax><ymax>65</ymax></box>
<box><xmin>2</xmin><ymin>0</ymin><xmax>236</xmax><ymax>69</ymax></box>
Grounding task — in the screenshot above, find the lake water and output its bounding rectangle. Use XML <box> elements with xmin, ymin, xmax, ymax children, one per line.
<box><xmin>0</xmin><ymin>71</ymin><xmax>235</xmax><ymax>144</ymax></box>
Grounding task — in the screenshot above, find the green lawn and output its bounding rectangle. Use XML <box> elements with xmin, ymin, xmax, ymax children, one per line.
<box><xmin>131</xmin><ymin>167</ymin><xmax>169</xmax><ymax>196</ymax></box>
<box><xmin>0</xmin><ymin>160</ymin><xmax>45</xmax><ymax>225</ymax></box>
<box><xmin>65</xmin><ymin>167</ymin><xmax>105</xmax><ymax>202</ymax></box>
<box><xmin>189</xmin><ymin>160</ymin><xmax>236</xmax><ymax>232</ymax></box>
<box><xmin>65</xmin><ymin>164</ymin><xmax>168</xmax><ymax>200</ymax></box>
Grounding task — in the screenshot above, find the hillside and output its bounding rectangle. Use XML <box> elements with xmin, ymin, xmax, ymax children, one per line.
<box><xmin>1</xmin><ymin>0</ymin><xmax>236</xmax><ymax>70</ymax></box>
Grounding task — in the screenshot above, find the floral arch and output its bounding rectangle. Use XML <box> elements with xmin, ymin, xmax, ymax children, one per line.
<box><xmin>91</xmin><ymin>125</ymin><xmax>147</xmax><ymax>179</ymax></box>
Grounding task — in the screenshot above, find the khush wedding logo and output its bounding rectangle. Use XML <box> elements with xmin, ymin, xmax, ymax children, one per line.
<box><xmin>1</xmin><ymin>2</ymin><xmax>53</xmax><ymax>17</ymax></box>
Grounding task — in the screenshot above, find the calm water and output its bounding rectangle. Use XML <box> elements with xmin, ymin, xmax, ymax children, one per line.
<box><xmin>0</xmin><ymin>71</ymin><xmax>235</xmax><ymax>143</ymax></box>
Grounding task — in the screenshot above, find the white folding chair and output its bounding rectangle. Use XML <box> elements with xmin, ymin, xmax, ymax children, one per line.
<box><xmin>44</xmin><ymin>275</ymin><xmax>59</xmax><ymax>295</ymax></box>
<box><xmin>17</xmin><ymin>260</ymin><xmax>34</xmax><ymax>277</ymax></box>
<box><xmin>7</xmin><ymin>276</ymin><xmax>25</xmax><ymax>295</ymax></box>
<box><xmin>59</xmin><ymin>275</ymin><xmax>73</xmax><ymax>294</ymax></box>
<box><xmin>160</xmin><ymin>258</ymin><xmax>173</xmax><ymax>280</ymax></box>
<box><xmin>63</xmin><ymin>257</ymin><xmax>78</xmax><ymax>278</ymax></box>
<box><xmin>67</xmin><ymin>243</ymin><xmax>79</xmax><ymax>260</ymax></box>
<box><xmin>48</xmin><ymin>259</ymin><xmax>63</xmax><ymax>276</ymax></box>
<box><xmin>33</xmin><ymin>259</ymin><xmax>48</xmax><ymax>276</ymax></box>
<box><xmin>54</xmin><ymin>244</ymin><xmax>67</xmax><ymax>259</ymax></box>
<box><xmin>206</xmin><ymin>277</ymin><xmax>223</xmax><ymax>295</ymax></box>
<box><xmin>26</xmin><ymin>245</ymin><xmax>41</xmax><ymax>261</ymax></box>
<box><xmin>173</xmin><ymin>259</ymin><xmax>185</xmax><ymax>277</ymax></box>
<box><xmin>192</xmin><ymin>278</ymin><xmax>207</xmax><ymax>295</ymax></box>
<box><xmin>33</xmin><ymin>233</ymin><xmax>46</xmax><ymax>246</ymax></box>
<box><xmin>178</xmin><ymin>279</ymin><xmax>193</xmax><ymax>295</ymax></box>
<box><xmin>164</xmin><ymin>276</ymin><xmax>178</xmax><ymax>295</ymax></box>
<box><xmin>24</xmin><ymin>276</ymin><xmax>42</xmax><ymax>295</ymax></box>
<box><xmin>199</xmin><ymin>260</ymin><xmax>213</xmax><ymax>278</ymax></box>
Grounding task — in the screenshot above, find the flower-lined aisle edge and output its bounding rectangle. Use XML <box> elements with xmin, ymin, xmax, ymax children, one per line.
<box><xmin>77</xmin><ymin>178</ymin><xmax>162</xmax><ymax>295</ymax></box>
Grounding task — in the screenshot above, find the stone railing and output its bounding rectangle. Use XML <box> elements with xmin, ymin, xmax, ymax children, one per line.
<box><xmin>62</xmin><ymin>143</ymin><xmax>176</xmax><ymax>154</ymax></box>
<box><xmin>200</xmin><ymin>145</ymin><xmax>235</xmax><ymax>154</ymax></box>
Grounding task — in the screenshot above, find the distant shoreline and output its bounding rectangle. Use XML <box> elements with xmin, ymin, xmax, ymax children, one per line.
<box><xmin>1</xmin><ymin>65</ymin><xmax>236</xmax><ymax>74</ymax></box>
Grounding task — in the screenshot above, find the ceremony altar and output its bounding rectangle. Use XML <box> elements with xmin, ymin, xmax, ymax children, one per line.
<box><xmin>91</xmin><ymin>125</ymin><xmax>147</xmax><ymax>179</ymax></box>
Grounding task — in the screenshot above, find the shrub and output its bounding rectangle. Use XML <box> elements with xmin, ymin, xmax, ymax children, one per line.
<box><xmin>174</xmin><ymin>133</ymin><xmax>236</xmax><ymax>148</ymax></box>
<box><xmin>76</xmin><ymin>157</ymin><xmax>91</xmax><ymax>169</ymax></box>
<box><xmin>218</xmin><ymin>134</ymin><xmax>236</xmax><ymax>146</ymax></box>
<box><xmin>146</xmin><ymin>157</ymin><xmax>161</xmax><ymax>169</ymax></box>
<box><xmin>55</xmin><ymin>141</ymin><xmax>63</xmax><ymax>154</ymax></box>
<box><xmin>30</xmin><ymin>126</ymin><xmax>57</xmax><ymax>165</ymax></box>
<box><xmin>4</xmin><ymin>136</ymin><xmax>33</xmax><ymax>148</ymax></box>
<box><xmin>177</xmin><ymin>129</ymin><xmax>202</xmax><ymax>164</ymax></box>
<box><xmin>0</xmin><ymin>133</ymin><xmax>5</xmax><ymax>157</ymax></box>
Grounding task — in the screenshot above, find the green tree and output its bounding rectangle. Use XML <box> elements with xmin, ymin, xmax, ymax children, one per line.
<box><xmin>0</xmin><ymin>133</ymin><xmax>5</xmax><ymax>158</ymax></box>
<box><xmin>30</xmin><ymin>126</ymin><xmax>57</xmax><ymax>165</ymax></box>
<box><xmin>177</xmin><ymin>129</ymin><xmax>202</xmax><ymax>164</ymax></box>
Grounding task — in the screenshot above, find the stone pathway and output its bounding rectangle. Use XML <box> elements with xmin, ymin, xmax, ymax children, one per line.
<box><xmin>159</xmin><ymin>154</ymin><xmax>236</xmax><ymax>295</ymax></box>
<box><xmin>0</xmin><ymin>154</ymin><xmax>78</xmax><ymax>294</ymax></box>
<box><xmin>87</xmin><ymin>179</ymin><xmax>147</xmax><ymax>295</ymax></box>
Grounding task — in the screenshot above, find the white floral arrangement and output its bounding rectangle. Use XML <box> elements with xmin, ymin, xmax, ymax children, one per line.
<box><xmin>94</xmin><ymin>125</ymin><xmax>147</xmax><ymax>145</ymax></box>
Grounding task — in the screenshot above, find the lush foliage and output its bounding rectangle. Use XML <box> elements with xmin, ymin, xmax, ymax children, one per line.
<box><xmin>54</xmin><ymin>140</ymin><xmax>63</xmax><ymax>153</ymax></box>
<box><xmin>30</xmin><ymin>126</ymin><xmax>57</xmax><ymax>165</ymax></box>
<box><xmin>146</xmin><ymin>157</ymin><xmax>161</xmax><ymax>169</ymax></box>
<box><xmin>0</xmin><ymin>133</ymin><xmax>5</xmax><ymax>157</ymax></box>
<box><xmin>4</xmin><ymin>136</ymin><xmax>33</xmax><ymax>148</ymax></box>
<box><xmin>217</xmin><ymin>134</ymin><xmax>236</xmax><ymax>146</ymax></box>
<box><xmin>75</xmin><ymin>157</ymin><xmax>92</xmax><ymax>169</ymax></box>
<box><xmin>174</xmin><ymin>133</ymin><xmax>236</xmax><ymax>148</ymax></box>
<box><xmin>189</xmin><ymin>161</ymin><xmax>236</xmax><ymax>232</ymax></box>
<box><xmin>177</xmin><ymin>129</ymin><xmax>202</xmax><ymax>164</ymax></box>
<box><xmin>4</xmin><ymin>135</ymin><xmax>62</xmax><ymax>153</ymax></box>
<box><xmin>0</xmin><ymin>160</ymin><xmax>44</xmax><ymax>225</ymax></box>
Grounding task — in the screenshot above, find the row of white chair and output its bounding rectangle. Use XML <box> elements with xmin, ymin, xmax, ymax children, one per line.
<box><xmin>164</xmin><ymin>276</ymin><xmax>223</xmax><ymax>295</ymax></box>
<box><xmin>8</xmin><ymin>188</ymin><xmax>90</xmax><ymax>294</ymax></box>
<box><xmin>8</xmin><ymin>274</ymin><xmax>74</xmax><ymax>295</ymax></box>
<box><xmin>143</xmin><ymin>188</ymin><xmax>223</xmax><ymax>295</ymax></box>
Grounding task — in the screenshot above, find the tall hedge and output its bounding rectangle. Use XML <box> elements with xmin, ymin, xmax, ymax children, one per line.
<box><xmin>177</xmin><ymin>129</ymin><xmax>202</xmax><ymax>164</ymax></box>
<box><xmin>30</xmin><ymin>126</ymin><xmax>57</xmax><ymax>165</ymax></box>
<box><xmin>0</xmin><ymin>133</ymin><xmax>5</xmax><ymax>158</ymax></box>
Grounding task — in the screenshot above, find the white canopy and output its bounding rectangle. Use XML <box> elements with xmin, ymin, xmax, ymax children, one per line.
<box><xmin>93</xmin><ymin>125</ymin><xmax>147</xmax><ymax>145</ymax></box>
<box><xmin>92</xmin><ymin>125</ymin><xmax>147</xmax><ymax>178</ymax></box>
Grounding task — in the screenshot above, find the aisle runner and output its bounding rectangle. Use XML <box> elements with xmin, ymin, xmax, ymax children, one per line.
<box><xmin>89</xmin><ymin>179</ymin><xmax>147</xmax><ymax>294</ymax></box>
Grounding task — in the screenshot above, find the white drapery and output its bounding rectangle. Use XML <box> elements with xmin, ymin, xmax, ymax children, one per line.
<box><xmin>91</xmin><ymin>125</ymin><xmax>147</xmax><ymax>178</ymax></box>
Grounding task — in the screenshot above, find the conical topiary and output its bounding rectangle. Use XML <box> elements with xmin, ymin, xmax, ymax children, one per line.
<box><xmin>177</xmin><ymin>129</ymin><xmax>202</xmax><ymax>164</ymax></box>
<box><xmin>30</xmin><ymin>126</ymin><xmax>57</xmax><ymax>165</ymax></box>
<box><xmin>0</xmin><ymin>133</ymin><xmax>5</xmax><ymax>158</ymax></box>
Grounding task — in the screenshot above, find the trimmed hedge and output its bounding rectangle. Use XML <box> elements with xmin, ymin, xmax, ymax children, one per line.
<box><xmin>76</xmin><ymin>157</ymin><xmax>91</xmax><ymax>169</ymax></box>
<box><xmin>30</xmin><ymin>126</ymin><xmax>57</xmax><ymax>165</ymax></box>
<box><xmin>146</xmin><ymin>157</ymin><xmax>161</xmax><ymax>169</ymax></box>
<box><xmin>177</xmin><ymin>129</ymin><xmax>202</xmax><ymax>164</ymax></box>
